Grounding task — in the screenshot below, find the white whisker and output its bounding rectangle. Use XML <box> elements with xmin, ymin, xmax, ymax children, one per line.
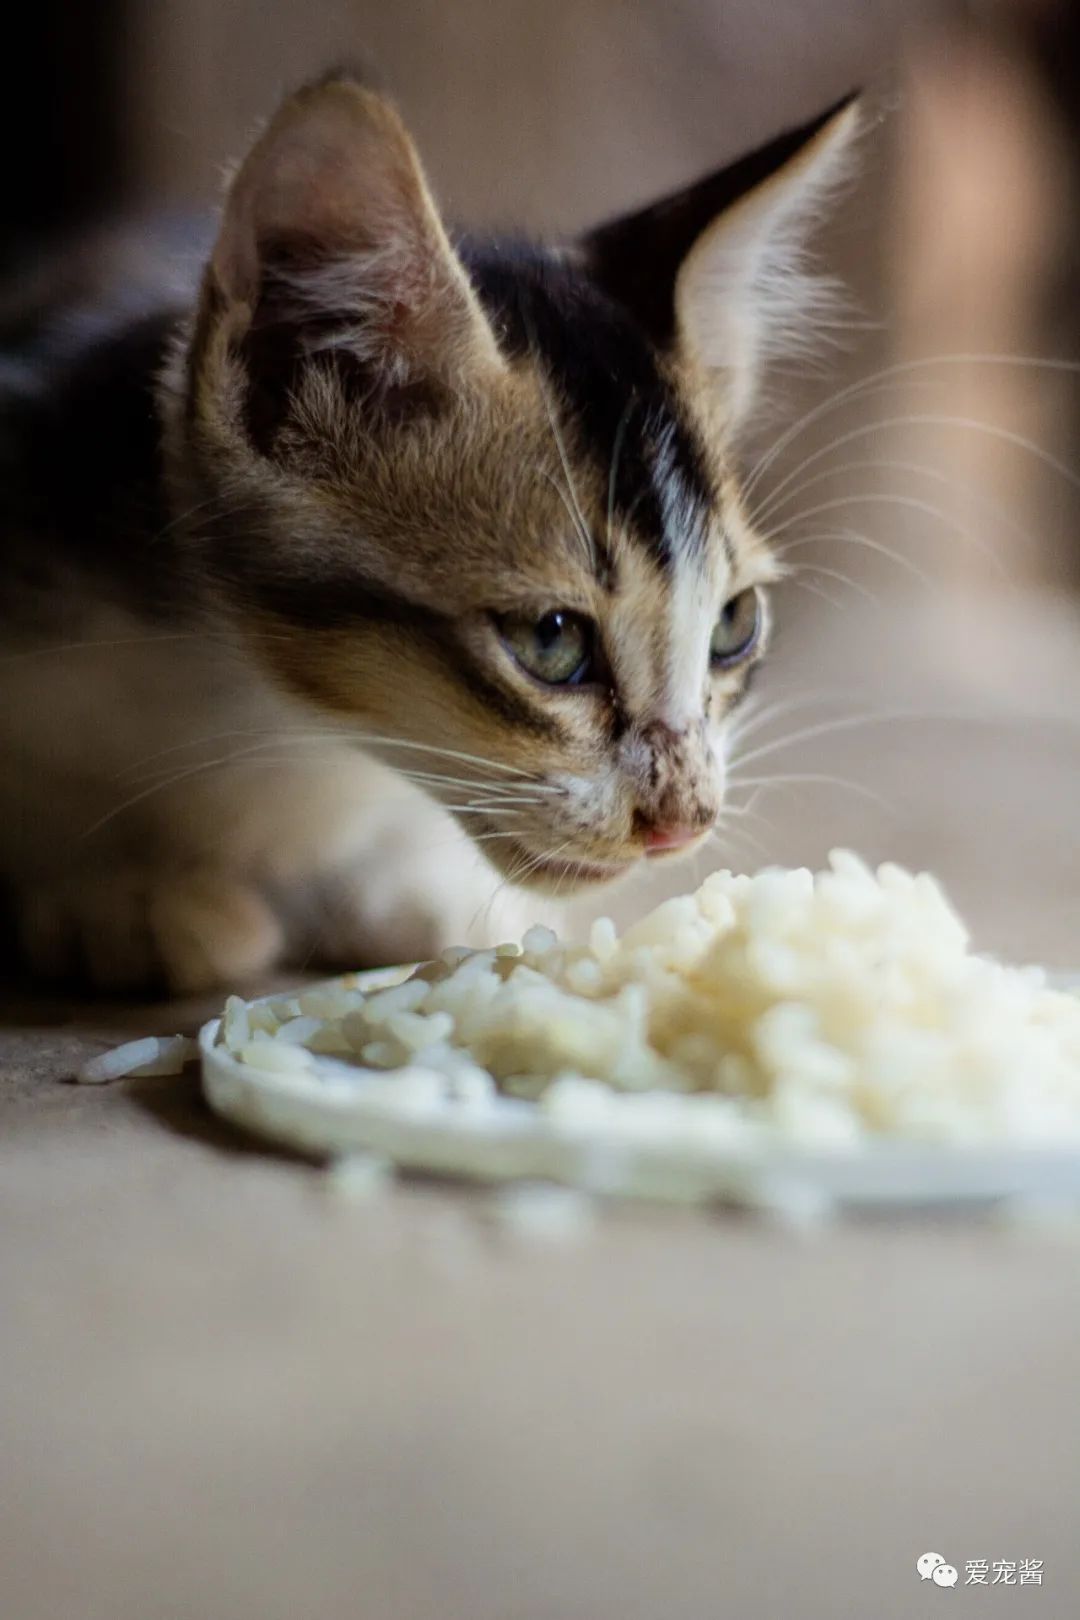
<box><xmin>0</xmin><ymin>632</ymin><xmax>217</xmax><ymax>670</ymax></box>
<box><xmin>526</xmin><ymin>312</ymin><xmax>595</xmax><ymax>567</ymax></box>
<box><xmin>606</xmin><ymin>394</ymin><xmax>636</xmax><ymax>548</ymax></box>
<box><xmin>725</xmin><ymin>689</ymin><xmax>850</xmax><ymax>748</ymax></box>
<box><xmin>539</xmin><ymin>469</ymin><xmax>595</xmax><ymax>568</ymax></box>
<box><xmin>753</xmin><ymin>456</ymin><xmax>1041</xmax><ymax>553</ymax></box>
<box><xmin>785</xmin><ymin>561</ymin><xmax>878</xmax><ymax>605</ymax></box>
<box><xmin>727</xmin><ymin>707</ymin><xmax>982</xmax><ymax>772</ymax></box>
<box><xmin>789</xmin><ymin>577</ymin><xmax>846</xmax><ymax>610</ymax></box>
<box><xmin>756</xmin><ymin>414</ymin><xmax>1080</xmax><ymax>545</ymax></box>
<box><xmin>744</xmin><ymin>351</ymin><xmax>1080</xmax><ymax>510</ymax></box>
<box><xmin>759</xmin><ymin>491</ymin><xmax>1004</xmax><ymax>578</ymax></box>
<box><xmin>119</xmin><ymin>726</ymin><xmax>544</xmax><ymax>783</ymax></box>
<box><xmin>727</xmin><ymin>769</ymin><xmax>892</xmax><ymax>811</ymax></box>
<box><xmin>774</xmin><ymin>527</ymin><xmax>933</xmax><ymax>590</ymax></box>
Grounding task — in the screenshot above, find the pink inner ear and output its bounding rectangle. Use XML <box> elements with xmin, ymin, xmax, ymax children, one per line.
<box><xmin>257</xmin><ymin>130</ymin><xmax>416</xmax><ymax>253</ymax></box>
<box><xmin>214</xmin><ymin>84</ymin><xmax>429</xmax><ymax>305</ymax></box>
<box><xmin>208</xmin><ymin>78</ymin><xmax>504</xmax><ymax>400</ymax></box>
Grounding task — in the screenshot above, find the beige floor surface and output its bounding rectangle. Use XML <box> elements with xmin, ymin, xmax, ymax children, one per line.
<box><xmin>4</xmin><ymin>587</ymin><xmax>1080</xmax><ymax>1619</ymax></box>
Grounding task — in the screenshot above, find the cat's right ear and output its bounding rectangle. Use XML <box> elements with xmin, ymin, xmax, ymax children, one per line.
<box><xmin>580</xmin><ymin>97</ymin><xmax>861</xmax><ymax>432</ymax></box>
<box><xmin>189</xmin><ymin>72</ymin><xmax>504</xmax><ymax>450</ymax></box>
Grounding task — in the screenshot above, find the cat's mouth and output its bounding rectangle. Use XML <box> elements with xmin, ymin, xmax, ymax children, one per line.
<box><xmin>488</xmin><ymin>837</ymin><xmax>638</xmax><ymax>892</ymax></box>
<box><xmin>530</xmin><ymin>853</ymin><xmax>636</xmax><ymax>888</ymax></box>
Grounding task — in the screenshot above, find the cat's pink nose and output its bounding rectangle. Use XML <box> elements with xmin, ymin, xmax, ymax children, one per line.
<box><xmin>641</xmin><ymin>823</ymin><xmax>703</xmax><ymax>854</ymax></box>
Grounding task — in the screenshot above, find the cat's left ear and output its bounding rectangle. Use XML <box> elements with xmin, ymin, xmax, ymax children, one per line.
<box><xmin>581</xmin><ymin>97</ymin><xmax>861</xmax><ymax>429</ymax></box>
<box><xmin>194</xmin><ymin>72</ymin><xmax>505</xmax><ymax>448</ymax></box>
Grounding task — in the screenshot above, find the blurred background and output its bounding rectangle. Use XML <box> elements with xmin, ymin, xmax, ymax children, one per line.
<box><xmin>9</xmin><ymin>0</ymin><xmax>1080</xmax><ymax>972</ymax></box>
<box><xmin>6</xmin><ymin>9</ymin><xmax>1080</xmax><ymax>1619</ymax></box>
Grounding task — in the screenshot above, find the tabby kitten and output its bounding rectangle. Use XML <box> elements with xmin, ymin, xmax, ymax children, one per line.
<box><xmin>0</xmin><ymin>73</ymin><xmax>858</xmax><ymax>992</ymax></box>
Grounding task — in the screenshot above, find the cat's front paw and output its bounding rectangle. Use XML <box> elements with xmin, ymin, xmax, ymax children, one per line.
<box><xmin>302</xmin><ymin>847</ymin><xmax>565</xmax><ymax>971</ymax></box>
<box><xmin>18</xmin><ymin>867</ymin><xmax>285</xmax><ymax>995</ymax></box>
<box><xmin>148</xmin><ymin>870</ymin><xmax>286</xmax><ymax>994</ymax></box>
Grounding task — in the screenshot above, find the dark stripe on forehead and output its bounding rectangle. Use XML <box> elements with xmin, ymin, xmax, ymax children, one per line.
<box><xmin>458</xmin><ymin>238</ymin><xmax>714</xmax><ymax>569</ymax></box>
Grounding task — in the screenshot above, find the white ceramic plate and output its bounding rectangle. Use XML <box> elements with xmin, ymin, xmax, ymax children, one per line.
<box><xmin>200</xmin><ymin>969</ymin><xmax>1080</xmax><ymax>1215</ymax></box>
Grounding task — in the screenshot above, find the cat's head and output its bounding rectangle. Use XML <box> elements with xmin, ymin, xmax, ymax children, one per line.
<box><xmin>167</xmin><ymin>71</ymin><xmax>858</xmax><ymax>892</ymax></box>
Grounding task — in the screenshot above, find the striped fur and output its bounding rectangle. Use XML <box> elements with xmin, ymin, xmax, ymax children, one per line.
<box><xmin>0</xmin><ymin>73</ymin><xmax>858</xmax><ymax>990</ymax></box>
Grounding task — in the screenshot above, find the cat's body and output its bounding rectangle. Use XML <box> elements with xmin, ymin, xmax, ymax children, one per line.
<box><xmin>0</xmin><ymin>75</ymin><xmax>858</xmax><ymax>991</ymax></box>
<box><xmin>2</xmin><ymin>239</ymin><xmax>517</xmax><ymax>987</ymax></box>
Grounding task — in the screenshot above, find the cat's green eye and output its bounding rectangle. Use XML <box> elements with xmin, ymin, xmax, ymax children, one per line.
<box><xmin>710</xmin><ymin>588</ymin><xmax>761</xmax><ymax>667</ymax></box>
<box><xmin>498</xmin><ymin>609</ymin><xmax>594</xmax><ymax>686</ymax></box>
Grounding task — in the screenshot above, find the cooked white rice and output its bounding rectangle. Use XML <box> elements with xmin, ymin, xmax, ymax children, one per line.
<box><xmin>78</xmin><ymin>1034</ymin><xmax>198</xmax><ymax>1084</ymax></box>
<box><xmin>215</xmin><ymin>850</ymin><xmax>1080</xmax><ymax>1152</ymax></box>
